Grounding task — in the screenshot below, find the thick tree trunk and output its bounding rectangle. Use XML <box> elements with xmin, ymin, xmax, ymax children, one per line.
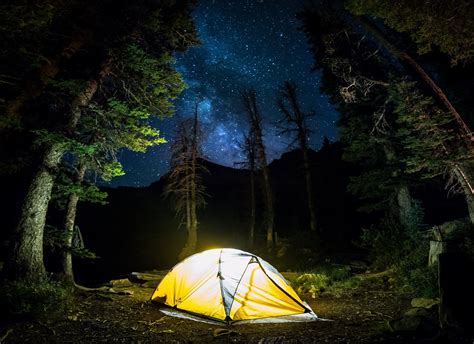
<box><xmin>4</xmin><ymin>79</ymin><xmax>99</xmax><ymax>283</ymax></box>
<box><xmin>179</xmin><ymin>222</ymin><xmax>197</xmax><ymax>261</ymax></box>
<box><xmin>397</xmin><ymin>184</ymin><xmax>415</xmax><ymax>230</ymax></box>
<box><xmin>4</xmin><ymin>143</ymin><xmax>65</xmax><ymax>282</ymax></box>
<box><xmin>61</xmin><ymin>164</ymin><xmax>87</xmax><ymax>284</ymax></box>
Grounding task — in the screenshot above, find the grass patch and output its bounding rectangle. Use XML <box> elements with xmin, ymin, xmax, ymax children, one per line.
<box><xmin>290</xmin><ymin>264</ymin><xmax>361</xmax><ymax>297</ymax></box>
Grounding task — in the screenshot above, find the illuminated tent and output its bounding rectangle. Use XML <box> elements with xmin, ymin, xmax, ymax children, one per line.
<box><xmin>151</xmin><ymin>248</ymin><xmax>317</xmax><ymax>324</ymax></box>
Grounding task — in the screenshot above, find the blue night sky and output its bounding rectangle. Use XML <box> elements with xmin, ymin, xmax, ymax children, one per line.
<box><xmin>109</xmin><ymin>0</ymin><xmax>339</xmax><ymax>187</ymax></box>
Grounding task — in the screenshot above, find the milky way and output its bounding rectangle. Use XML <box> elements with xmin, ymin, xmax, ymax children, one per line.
<box><xmin>109</xmin><ymin>0</ymin><xmax>339</xmax><ymax>187</ymax></box>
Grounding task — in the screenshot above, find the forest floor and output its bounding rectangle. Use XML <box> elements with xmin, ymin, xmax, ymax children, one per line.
<box><xmin>0</xmin><ymin>271</ymin><xmax>467</xmax><ymax>343</ymax></box>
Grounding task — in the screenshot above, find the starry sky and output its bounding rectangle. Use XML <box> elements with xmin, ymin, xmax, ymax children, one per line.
<box><xmin>109</xmin><ymin>0</ymin><xmax>339</xmax><ymax>187</ymax></box>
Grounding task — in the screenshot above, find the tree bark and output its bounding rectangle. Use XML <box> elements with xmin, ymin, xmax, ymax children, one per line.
<box><xmin>397</xmin><ymin>184</ymin><xmax>415</xmax><ymax>230</ymax></box>
<box><xmin>61</xmin><ymin>164</ymin><xmax>87</xmax><ymax>284</ymax></box>
<box><xmin>4</xmin><ymin>143</ymin><xmax>65</xmax><ymax>282</ymax></box>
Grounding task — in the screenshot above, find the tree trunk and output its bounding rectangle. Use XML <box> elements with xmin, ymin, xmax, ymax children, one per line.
<box><xmin>302</xmin><ymin>146</ymin><xmax>318</xmax><ymax>234</ymax></box>
<box><xmin>241</xmin><ymin>90</ymin><xmax>274</xmax><ymax>251</ymax></box>
<box><xmin>61</xmin><ymin>164</ymin><xmax>87</xmax><ymax>284</ymax></box>
<box><xmin>179</xmin><ymin>110</ymin><xmax>199</xmax><ymax>261</ymax></box>
<box><xmin>4</xmin><ymin>78</ymin><xmax>99</xmax><ymax>283</ymax></box>
<box><xmin>179</xmin><ymin>221</ymin><xmax>197</xmax><ymax>261</ymax></box>
<box><xmin>261</xmin><ymin>160</ymin><xmax>274</xmax><ymax>250</ymax></box>
<box><xmin>452</xmin><ymin>165</ymin><xmax>474</xmax><ymax>225</ymax></box>
<box><xmin>255</xmin><ymin>128</ymin><xmax>273</xmax><ymax>250</ymax></box>
<box><xmin>3</xmin><ymin>143</ymin><xmax>65</xmax><ymax>282</ymax></box>
<box><xmin>355</xmin><ymin>16</ymin><xmax>473</xmax><ymax>144</ymax></box>
<box><xmin>397</xmin><ymin>184</ymin><xmax>415</xmax><ymax>230</ymax></box>
<box><xmin>179</xmin><ymin>175</ymin><xmax>196</xmax><ymax>261</ymax></box>
<box><xmin>248</xmin><ymin>169</ymin><xmax>256</xmax><ymax>249</ymax></box>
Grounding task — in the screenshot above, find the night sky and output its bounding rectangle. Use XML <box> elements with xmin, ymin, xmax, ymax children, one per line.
<box><xmin>109</xmin><ymin>0</ymin><xmax>339</xmax><ymax>187</ymax></box>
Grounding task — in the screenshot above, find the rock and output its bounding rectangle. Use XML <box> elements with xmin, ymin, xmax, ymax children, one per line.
<box><xmin>110</xmin><ymin>278</ymin><xmax>133</xmax><ymax>288</ymax></box>
<box><xmin>411</xmin><ymin>298</ymin><xmax>439</xmax><ymax>309</ymax></box>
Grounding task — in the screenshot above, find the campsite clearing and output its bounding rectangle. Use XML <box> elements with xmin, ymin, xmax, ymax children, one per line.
<box><xmin>0</xmin><ymin>271</ymin><xmax>432</xmax><ymax>343</ymax></box>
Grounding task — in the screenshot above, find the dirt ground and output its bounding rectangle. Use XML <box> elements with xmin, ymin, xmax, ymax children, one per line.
<box><xmin>0</xmin><ymin>273</ymin><xmax>462</xmax><ymax>343</ymax></box>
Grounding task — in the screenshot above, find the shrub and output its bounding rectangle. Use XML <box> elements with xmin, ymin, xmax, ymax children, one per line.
<box><xmin>292</xmin><ymin>265</ymin><xmax>360</xmax><ymax>297</ymax></box>
<box><xmin>0</xmin><ymin>279</ymin><xmax>73</xmax><ymax>320</ymax></box>
<box><xmin>360</xmin><ymin>201</ymin><xmax>438</xmax><ymax>297</ymax></box>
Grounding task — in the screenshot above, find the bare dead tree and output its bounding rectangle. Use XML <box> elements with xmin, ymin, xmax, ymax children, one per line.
<box><xmin>241</xmin><ymin>89</ymin><xmax>274</xmax><ymax>251</ymax></box>
<box><xmin>164</xmin><ymin>103</ymin><xmax>207</xmax><ymax>260</ymax></box>
<box><xmin>277</xmin><ymin>81</ymin><xmax>319</xmax><ymax>235</ymax></box>
<box><xmin>235</xmin><ymin>131</ymin><xmax>258</xmax><ymax>249</ymax></box>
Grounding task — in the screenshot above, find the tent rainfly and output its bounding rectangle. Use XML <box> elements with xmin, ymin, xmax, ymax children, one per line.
<box><xmin>151</xmin><ymin>248</ymin><xmax>318</xmax><ymax>324</ymax></box>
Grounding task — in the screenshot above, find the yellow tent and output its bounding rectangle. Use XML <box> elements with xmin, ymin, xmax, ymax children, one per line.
<box><xmin>151</xmin><ymin>248</ymin><xmax>316</xmax><ymax>323</ymax></box>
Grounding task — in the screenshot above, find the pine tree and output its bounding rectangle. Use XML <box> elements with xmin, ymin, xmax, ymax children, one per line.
<box><xmin>2</xmin><ymin>0</ymin><xmax>198</xmax><ymax>283</ymax></box>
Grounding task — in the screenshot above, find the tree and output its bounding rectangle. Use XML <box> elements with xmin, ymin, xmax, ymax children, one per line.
<box><xmin>347</xmin><ymin>0</ymin><xmax>474</xmax><ymax>66</ymax></box>
<box><xmin>165</xmin><ymin>104</ymin><xmax>207</xmax><ymax>261</ymax></box>
<box><xmin>390</xmin><ymin>81</ymin><xmax>474</xmax><ymax>224</ymax></box>
<box><xmin>297</xmin><ymin>3</ymin><xmax>416</xmax><ymax>230</ymax></box>
<box><xmin>241</xmin><ymin>89</ymin><xmax>274</xmax><ymax>250</ymax></box>
<box><xmin>342</xmin><ymin>5</ymin><xmax>474</xmax><ymax>224</ymax></box>
<box><xmin>235</xmin><ymin>131</ymin><xmax>258</xmax><ymax>249</ymax></box>
<box><xmin>277</xmin><ymin>81</ymin><xmax>318</xmax><ymax>234</ymax></box>
<box><xmin>2</xmin><ymin>0</ymin><xmax>198</xmax><ymax>283</ymax></box>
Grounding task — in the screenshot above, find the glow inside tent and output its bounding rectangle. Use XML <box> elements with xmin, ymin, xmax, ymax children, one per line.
<box><xmin>151</xmin><ymin>248</ymin><xmax>318</xmax><ymax>324</ymax></box>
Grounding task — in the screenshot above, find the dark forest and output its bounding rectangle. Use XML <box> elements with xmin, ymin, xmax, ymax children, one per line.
<box><xmin>1</xmin><ymin>0</ymin><xmax>473</xmax><ymax>343</ymax></box>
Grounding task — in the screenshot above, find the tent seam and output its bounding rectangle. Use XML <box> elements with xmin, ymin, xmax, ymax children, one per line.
<box><xmin>217</xmin><ymin>249</ymin><xmax>228</xmax><ymax>320</ymax></box>
<box><xmin>255</xmin><ymin>258</ymin><xmax>310</xmax><ymax>313</ymax></box>
<box><xmin>225</xmin><ymin>255</ymin><xmax>254</xmax><ymax>319</ymax></box>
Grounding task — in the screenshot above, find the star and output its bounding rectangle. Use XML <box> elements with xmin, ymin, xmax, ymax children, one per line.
<box><xmin>109</xmin><ymin>0</ymin><xmax>339</xmax><ymax>187</ymax></box>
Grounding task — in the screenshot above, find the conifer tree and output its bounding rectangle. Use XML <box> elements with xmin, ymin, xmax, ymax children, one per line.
<box><xmin>2</xmin><ymin>0</ymin><xmax>198</xmax><ymax>283</ymax></box>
